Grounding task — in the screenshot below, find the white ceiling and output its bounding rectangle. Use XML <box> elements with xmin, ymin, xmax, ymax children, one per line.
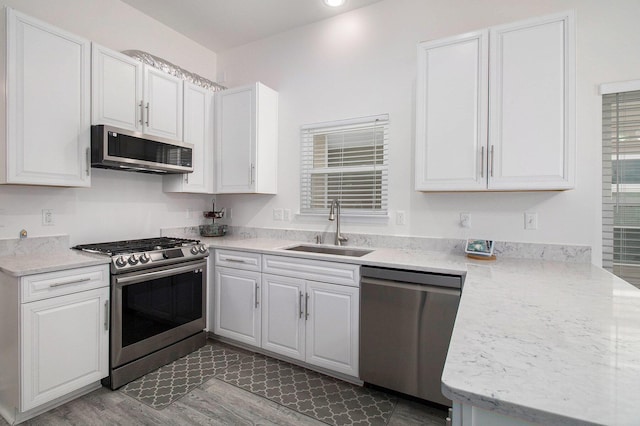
<box><xmin>120</xmin><ymin>0</ymin><xmax>385</xmax><ymax>52</ymax></box>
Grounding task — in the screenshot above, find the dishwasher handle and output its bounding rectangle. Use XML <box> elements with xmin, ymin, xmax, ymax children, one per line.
<box><xmin>360</xmin><ymin>276</ymin><xmax>461</xmax><ymax>297</ymax></box>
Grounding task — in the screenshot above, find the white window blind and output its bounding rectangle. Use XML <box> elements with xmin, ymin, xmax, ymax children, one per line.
<box><xmin>300</xmin><ymin>114</ymin><xmax>389</xmax><ymax>216</ymax></box>
<box><xmin>603</xmin><ymin>90</ymin><xmax>640</xmax><ymax>288</ymax></box>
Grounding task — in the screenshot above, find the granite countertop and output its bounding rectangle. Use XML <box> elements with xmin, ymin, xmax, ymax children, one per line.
<box><xmin>0</xmin><ymin>250</ymin><xmax>111</xmax><ymax>277</ymax></box>
<box><xmin>200</xmin><ymin>236</ymin><xmax>640</xmax><ymax>425</ymax></box>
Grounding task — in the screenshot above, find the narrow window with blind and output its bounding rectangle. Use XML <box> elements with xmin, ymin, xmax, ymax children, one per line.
<box><xmin>300</xmin><ymin>114</ymin><xmax>389</xmax><ymax>216</ymax></box>
<box><xmin>603</xmin><ymin>90</ymin><xmax>640</xmax><ymax>288</ymax></box>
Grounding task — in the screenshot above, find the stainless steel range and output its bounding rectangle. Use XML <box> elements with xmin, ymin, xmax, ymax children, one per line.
<box><xmin>74</xmin><ymin>237</ymin><xmax>208</xmax><ymax>389</ymax></box>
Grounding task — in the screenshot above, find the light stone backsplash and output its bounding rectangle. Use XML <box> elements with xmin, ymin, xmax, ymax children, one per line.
<box><xmin>161</xmin><ymin>226</ymin><xmax>591</xmax><ymax>264</ymax></box>
<box><xmin>0</xmin><ymin>235</ymin><xmax>70</xmax><ymax>257</ymax></box>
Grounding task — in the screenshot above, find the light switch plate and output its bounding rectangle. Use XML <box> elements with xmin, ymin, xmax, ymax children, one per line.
<box><xmin>273</xmin><ymin>208</ymin><xmax>283</xmax><ymax>221</ymax></box>
<box><xmin>525</xmin><ymin>212</ymin><xmax>538</xmax><ymax>230</ymax></box>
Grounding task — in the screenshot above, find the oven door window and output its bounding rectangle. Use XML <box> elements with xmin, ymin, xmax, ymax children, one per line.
<box><xmin>121</xmin><ymin>269</ymin><xmax>203</xmax><ymax>347</ymax></box>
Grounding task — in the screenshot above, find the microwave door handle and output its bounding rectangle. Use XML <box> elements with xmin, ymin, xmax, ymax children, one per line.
<box><xmin>115</xmin><ymin>261</ymin><xmax>206</xmax><ymax>286</ymax></box>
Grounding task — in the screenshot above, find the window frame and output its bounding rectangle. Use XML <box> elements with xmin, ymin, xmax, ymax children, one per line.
<box><xmin>299</xmin><ymin>114</ymin><xmax>389</xmax><ymax>218</ymax></box>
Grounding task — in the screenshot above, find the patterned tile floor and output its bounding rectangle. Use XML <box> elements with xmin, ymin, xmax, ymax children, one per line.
<box><xmin>121</xmin><ymin>343</ymin><xmax>243</xmax><ymax>409</ymax></box>
<box><xmin>123</xmin><ymin>342</ymin><xmax>399</xmax><ymax>425</ymax></box>
<box><xmin>217</xmin><ymin>352</ymin><xmax>397</xmax><ymax>425</ymax></box>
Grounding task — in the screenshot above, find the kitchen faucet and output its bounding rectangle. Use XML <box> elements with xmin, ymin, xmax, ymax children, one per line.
<box><xmin>328</xmin><ymin>199</ymin><xmax>348</xmax><ymax>246</ymax></box>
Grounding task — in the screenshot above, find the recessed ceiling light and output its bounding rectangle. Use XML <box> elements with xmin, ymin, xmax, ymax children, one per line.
<box><xmin>323</xmin><ymin>0</ymin><xmax>346</xmax><ymax>7</ymax></box>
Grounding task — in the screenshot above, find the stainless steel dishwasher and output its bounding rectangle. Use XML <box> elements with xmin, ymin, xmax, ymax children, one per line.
<box><xmin>360</xmin><ymin>266</ymin><xmax>462</xmax><ymax>406</ymax></box>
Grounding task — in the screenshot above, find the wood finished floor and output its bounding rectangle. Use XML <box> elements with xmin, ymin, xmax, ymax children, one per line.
<box><xmin>4</xmin><ymin>361</ymin><xmax>447</xmax><ymax>426</ymax></box>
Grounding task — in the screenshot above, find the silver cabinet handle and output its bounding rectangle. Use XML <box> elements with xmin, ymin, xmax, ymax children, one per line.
<box><xmin>49</xmin><ymin>277</ymin><xmax>91</xmax><ymax>288</ymax></box>
<box><xmin>490</xmin><ymin>145</ymin><xmax>495</xmax><ymax>177</ymax></box>
<box><xmin>299</xmin><ymin>291</ymin><xmax>304</xmax><ymax>319</ymax></box>
<box><xmin>145</xmin><ymin>102</ymin><xmax>150</xmax><ymax>126</ymax></box>
<box><xmin>104</xmin><ymin>300</ymin><xmax>110</xmax><ymax>331</ymax></box>
<box><xmin>254</xmin><ymin>283</ymin><xmax>259</xmax><ymax>308</ymax></box>
<box><xmin>138</xmin><ymin>101</ymin><xmax>143</xmax><ymax>125</ymax></box>
<box><xmin>480</xmin><ymin>146</ymin><xmax>484</xmax><ymax>178</ymax></box>
<box><xmin>224</xmin><ymin>258</ymin><xmax>246</xmax><ymax>263</ymax></box>
<box><xmin>305</xmin><ymin>293</ymin><xmax>310</xmax><ymax>320</ymax></box>
<box><xmin>86</xmin><ymin>147</ymin><xmax>91</xmax><ymax>176</ymax></box>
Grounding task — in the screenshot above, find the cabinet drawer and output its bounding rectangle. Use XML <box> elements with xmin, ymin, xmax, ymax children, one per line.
<box><xmin>21</xmin><ymin>265</ymin><xmax>109</xmax><ymax>303</ymax></box>
<box><xmin>215</xmin><ymin>249</ymin><xmax>262</xmax><ymax>271</ymax></box>
<box><xmin>263</xmin><ymin>255</ymin><xmax>359</xmax><ymax>287</ymax></box>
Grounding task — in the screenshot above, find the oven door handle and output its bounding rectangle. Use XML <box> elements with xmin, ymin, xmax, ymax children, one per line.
<box><xmin>115</xmin><ymin>262</ymin><xmax>206</xmax><ymax>286</ymax></box>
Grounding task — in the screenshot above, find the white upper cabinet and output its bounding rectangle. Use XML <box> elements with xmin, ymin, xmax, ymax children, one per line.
<box><xmin>164</xmin><ymin>81</ymin><xmax>214</xmax><ymax>193</ymax></box>
<box><xmin>488</xmin><ymin>13</ymin><xmax>575</xmax><ymax>190</ymax></box>
<box><xmin>215</xmin><ymin>82</ymin><xmax>278</xmax><ymax>194</ymax></box>
<box><xmin>415</xmin><ymin>11</ymin><xmax>575</xmax><ymax>191</ymax></box>
<box><xmin>415</xmin><ymin>30</ymin><xmax>489</xmax><ymax>191</ymax></box>
<box><xmin>143</xmin><ymin>66</ymin><xmax>183</xmax><ymax>141</ymax></box>
<box><xmin>1</xmin><ymin>8</ymin><xmax>91</xmax><ymax>187</ymax></box>
<box><xmin>91</xmin><ymin>44</ymin><xmax>143</xmax><ymax>131</ymax></box>
<box><xmin>91</xmin><ymin>44</ymin><xmax>183</xmax><ymax>141</ymax></box>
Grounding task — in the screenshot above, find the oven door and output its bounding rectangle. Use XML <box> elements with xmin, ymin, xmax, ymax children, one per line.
<box><xmin>111</xmin><ymin>260</ymin><xmax>206</xmax><ymax>369</ymax></box>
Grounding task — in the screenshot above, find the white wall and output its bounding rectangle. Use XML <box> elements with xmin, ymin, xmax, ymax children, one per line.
<box><xmin>215</xmin><ymin>0</ymin><xmax>640</xmax><ymax>265</ymax></box>
<box><xmin>0</xmin><ymin>0</ymin><xmax>217</xmax><ymax>245</ymax></box>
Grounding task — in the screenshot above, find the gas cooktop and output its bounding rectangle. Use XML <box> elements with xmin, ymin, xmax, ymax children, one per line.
<box><xmin>74</xmin><ymin>237</ymin><xmax>208</xmax><ymax>273</ymax></box>
<box><xmin>74</xmin><ymin>237</ymin><xmax>200</xmax><ymax>256</ymax></box>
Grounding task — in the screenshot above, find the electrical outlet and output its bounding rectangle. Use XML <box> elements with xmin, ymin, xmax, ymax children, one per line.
<box><xmin>42</xmin><ymin>209</ymin><xmax>54</xmax><ymax>226</ymax></box>
<box><xmin>273</xmin><ymin>208</ymin><xmax>283</xmax><ymax>221</ymax></box>
<box><xmin>460</xmin><ymin>212</ymin><xmax>471</xmax><ymax>228</ymax></box>
<box><xmin>525</xmin><ymin>212</ymin><xmax>538</xmax><ymax>230</ymax></box>
<box><xmin>396</xmin><ymin>211</ymin><xmax>406</xmax><ymax>225</ymax></box>
<box><xmin>283</xmin><ymin>209</ymin><xmax>292</xmax><ymax>221</ymax></box>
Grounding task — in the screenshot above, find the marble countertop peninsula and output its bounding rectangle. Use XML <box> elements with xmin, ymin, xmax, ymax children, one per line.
<box><xmin>200</xmin><ymin>236</ymin><xmax>640</xmax><ymax>425</ymax></box>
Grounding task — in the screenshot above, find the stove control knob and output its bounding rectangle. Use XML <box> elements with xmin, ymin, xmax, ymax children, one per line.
<box><xmin>128</xmin><ymin>254</ymin><xmax>139</xmax><ymax>265</ymax></box>
<box><xmin>199</xmin><ymin>245</ymin><xmax>208</xmax><ymax>253</ymax></box>
<box><xmin>190</xmin><ymin>246</ymin><xmax>199</xmax><ymax>255</ymax></box>
<box><xmin>140</xmin><ymin>253</ymin><xmax>150</xmax><ymax>263</ymax></box>
<box><xmin>115</xmin><ymin>256</ymin><xmax>127</xmax><ymax>268</ymax></box>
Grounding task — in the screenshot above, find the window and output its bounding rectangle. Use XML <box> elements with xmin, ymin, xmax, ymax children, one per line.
<box><xmin>602</xmin><ymin>89</ymin><xmax>640</xmax><ymax>287</ymax></box>
<box><xmin>300</xmin><ymin>115</ymin><xmax>389</xmax><ymax>216</ymax></box>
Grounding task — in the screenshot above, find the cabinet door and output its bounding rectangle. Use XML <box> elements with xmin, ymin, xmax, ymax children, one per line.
<box><xmin>5</xmin><ymin>8</ymin><xmax>91</xmax><ymax>187</ymax></box>
<box><xmin>415</xmin><ymin>31</ymin><xmax>488</xmax><ymax>191</ymax></box>
<box><xmin>91</xmin><ymin>43</ymin><xmax>143</xmax><ymax>131</ymax></box>
<box><xmin>215</xmin><ymin>85</ymin><xmax>256</xmax><ymax>193</ymax></box>
<box><xmin>214</xmin><ymin>266</ymin><xmax>261</xmax><ymax>347</ymax></box>
<box><xmin>488</xmin><ymin>12</ymin><xmax>574</xmax><ymax>190</ymax></box>
<box><xmin>21</xmin><ymin>287</ymin><xmax>108</xmax><ymax>411</ymax></box>
<box><xmin>305</xmin><ymin>281</ymin><xmax>359</xmax><ymax>377</ymax></box>
<box><xmin>143</xmin><ymin>66</ymin><xmax>183</xmax><ymax>141</ymax></box>
<box><xmin>261</xmin><ymin>274</ymin><xmax>305</xmax><ymax>361</ymax></box>
<box><xmin>164</xmin><ymin>82</ymin><xmax>214</xmax><ymax>193</ymax></box>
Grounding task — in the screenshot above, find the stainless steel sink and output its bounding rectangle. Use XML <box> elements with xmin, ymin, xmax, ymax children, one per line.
<box><xmin>284</xmin><ymin>244</ymin><xmax>373</xmax><ymax>257</ymax></box>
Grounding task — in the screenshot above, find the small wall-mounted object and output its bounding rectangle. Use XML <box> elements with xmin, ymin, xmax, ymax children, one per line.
<box><xmin>200</xmin><ymin>202</ymin><xmax>227</xmax><ymax>237</ymax></box>
<box><xmin>19</xmin><ymin>229</ymin><xmax>27</xmax><ymax>239</ymax></box>
<box><xmin>465</xmin><ymin>239</ymin><xmax>495</xmax><ymax>260</ymax></box>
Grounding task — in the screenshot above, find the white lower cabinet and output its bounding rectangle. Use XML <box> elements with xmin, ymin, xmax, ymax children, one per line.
<box><xmin>214</xmin><ymin>261</ymin><xmax>262</xmax><ymax>347</ymax></box>
<box><xmin>213</xmin><ymin>250</ymin><xmax>360</xmax><ymax>379</ymax></box>
<box><xmin>452</xmin><ymin>401</ymin><xmax>538</xmax><ymax>426</ymax></box>
<box><xmin>261</xmin><ymin>274</ymin><xmax>359</xmax><ymax>377</ymax></box>
<box><xmin>261</xmin><ymin>274</ymin><xmax>305</xmax><ymax>360</ymax></box>
<box><xmin>0</xmin><ymin>264</ymin><xmax>109</xmax><ymax>425</ymax></box>
<box><xmin>21</xmin><ymin>287</ymin><xmax>109</xmax><ymax>411</ymax></box>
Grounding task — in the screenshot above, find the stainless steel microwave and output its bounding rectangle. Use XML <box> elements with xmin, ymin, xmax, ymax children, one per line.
<box><xmin>91</xmin><ymin>125</ymin><xmax>194</xmax><ymax>174</ymax></box>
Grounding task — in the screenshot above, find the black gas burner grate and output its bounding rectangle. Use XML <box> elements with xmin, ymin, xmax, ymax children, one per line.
<box><xmin>74</xmin><ymin>237</ymin><xmax>200</xmax><ymax>256</ymax></box>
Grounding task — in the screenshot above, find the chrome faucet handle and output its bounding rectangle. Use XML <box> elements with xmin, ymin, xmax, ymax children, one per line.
<box><xmin>315</xmin><ymin>234</ymin><xmax>323</xmax><ymax>244</ymax></box>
